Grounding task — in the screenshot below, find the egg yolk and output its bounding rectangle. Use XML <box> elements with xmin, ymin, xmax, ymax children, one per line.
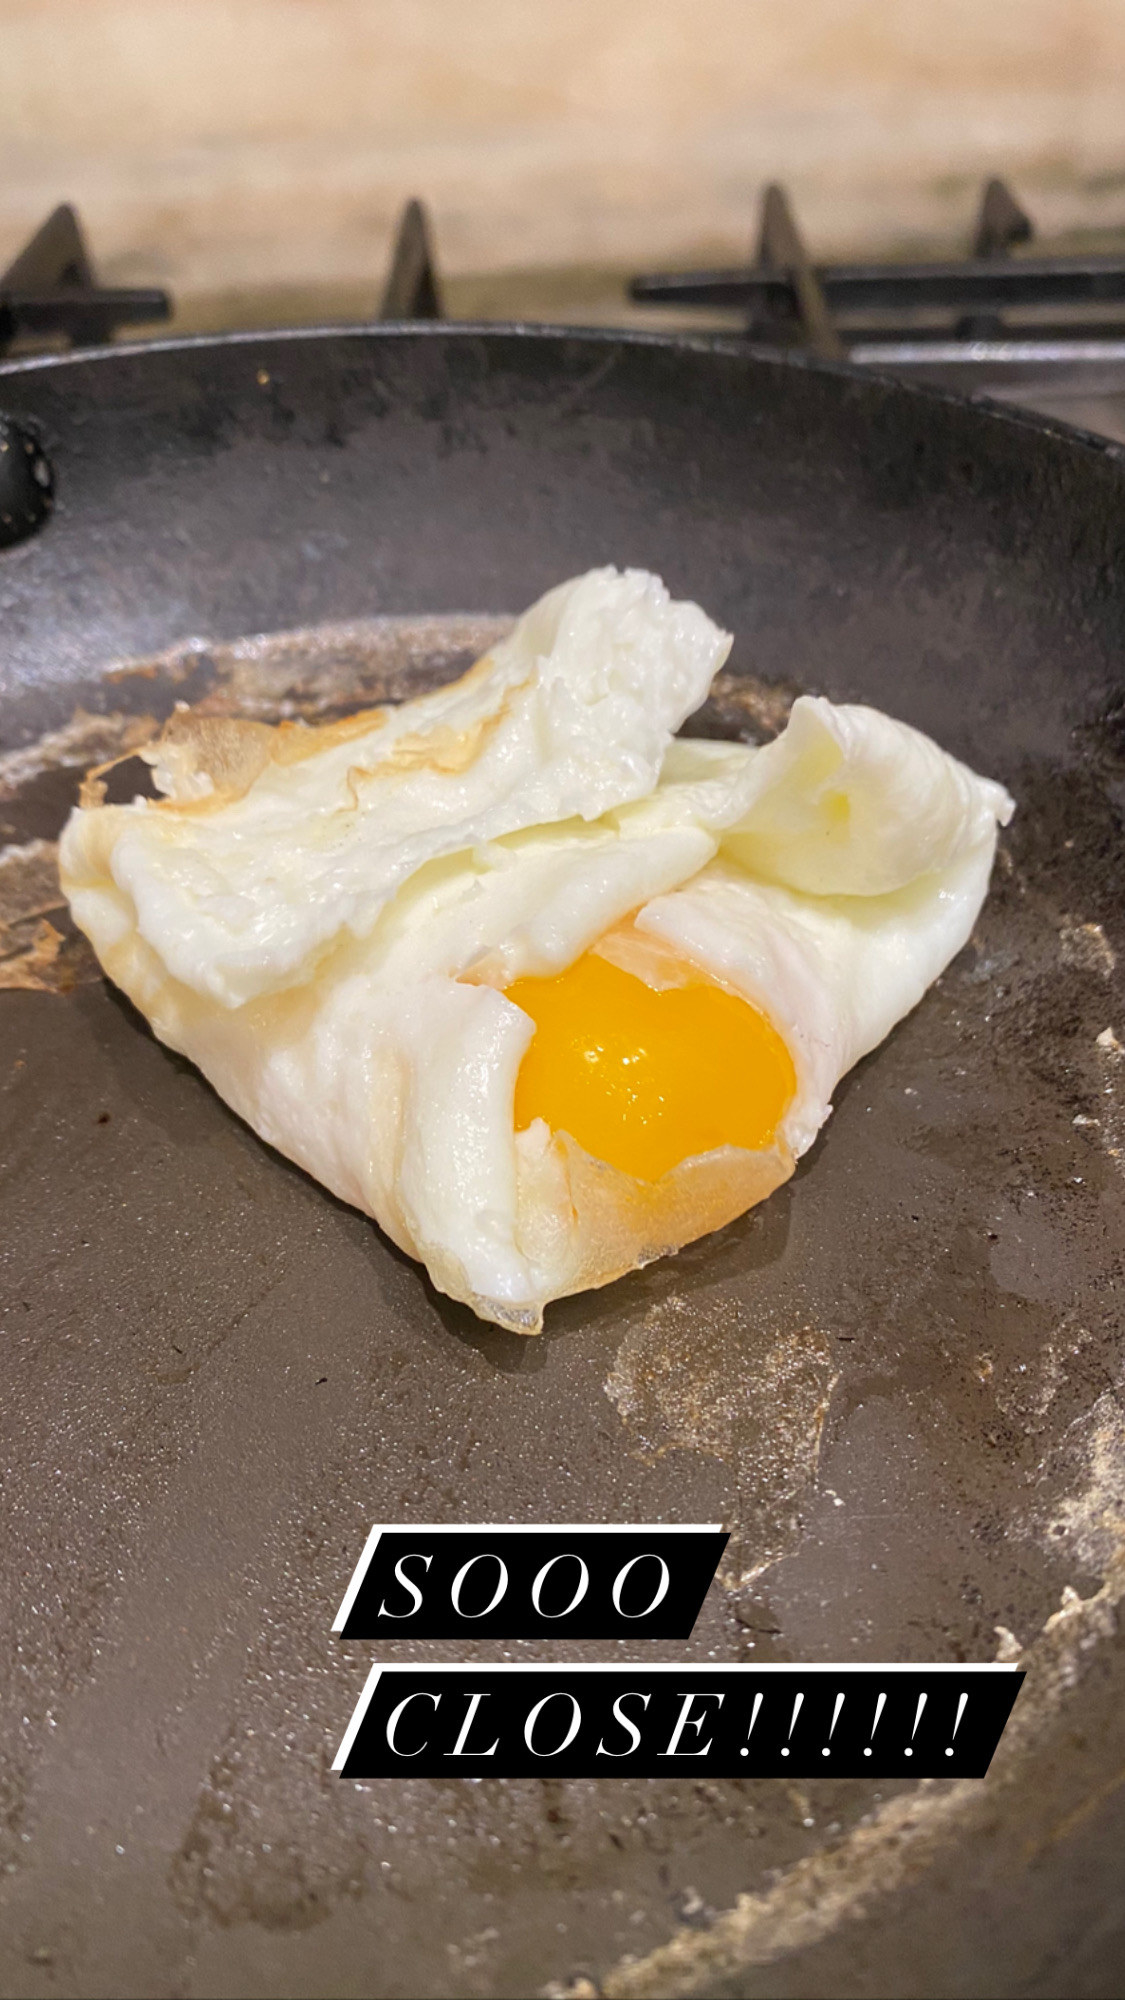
<box><xmin>506</xmin><ymin>950</ymin><xmax>796</xmax><ymax>1183</ymax></box>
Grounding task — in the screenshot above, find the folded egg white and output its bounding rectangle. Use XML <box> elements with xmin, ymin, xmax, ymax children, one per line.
<box><xmin>60</xmin><ymin>568</ymin><xmax>1013</xmax><ymax>1331</ymax></box>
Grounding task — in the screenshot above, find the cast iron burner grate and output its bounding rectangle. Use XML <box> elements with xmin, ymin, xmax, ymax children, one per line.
<box><xmin>627</xmin><ymin>178</ymin><xmax>1125</xmax><ymax>369</ymax></box>
<box><xmin>377</xmin><ymin>200</ymin><xmax>444</xmax><ymax>322</ymax></box>
<box><xmin>0</xmin><ymin>204</ymin><xmax>171</xmax><ymax>354</ymax></box>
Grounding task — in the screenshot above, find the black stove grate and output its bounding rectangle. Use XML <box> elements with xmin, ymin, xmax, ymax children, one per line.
<box><xmin>0</xmin><ymin>204</ymin><xmax>171</xmax><ymax>354</ymax></box>
<box><xmin>378</xmin><ymin>200</ymin><xmax>443</xmax><ymax>321</ymax></box>
<box><xmin>629</xmin><ymin>180</ymin><xmax>1125</xmax><ymax>363</ymax></box>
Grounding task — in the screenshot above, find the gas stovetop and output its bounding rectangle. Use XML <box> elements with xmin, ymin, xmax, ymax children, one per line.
<box><xmin>7</xmin><ymin>182</ymin><xmax>1125</xmax><ymax>446</ymax></box>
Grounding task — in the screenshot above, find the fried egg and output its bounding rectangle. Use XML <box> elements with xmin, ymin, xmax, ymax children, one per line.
<box><xmin>60</xmin><ymin>568</ymin><xmax>1013</xmax><ymax>1331</ymax></box>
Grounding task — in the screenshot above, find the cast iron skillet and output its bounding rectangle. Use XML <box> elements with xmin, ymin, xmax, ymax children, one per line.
<box><xmin>1</xmin><ymin>327</ymin><xmax>1124</xmax><ymax>2000</ymax></box>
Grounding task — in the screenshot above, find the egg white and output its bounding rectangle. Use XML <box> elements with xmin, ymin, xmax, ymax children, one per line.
<box><xmin>66</xmin><ymin>566</ymin><xmax>730</xmax><ymax>1008</ymax></box>
<box><xmin>59</xmin><ymin>569</ymin><xmax>1013</xmax><ymax>1331</ymax></box>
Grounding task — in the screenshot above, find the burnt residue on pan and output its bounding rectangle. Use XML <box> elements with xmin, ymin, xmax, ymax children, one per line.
<box><xmin>605</xmin><ymin>1300</ymin><xmax>838</xmax><ymax>1584</ymax></box>
<box><xmin>98</xmin><ymin>611</ymin><xmax>517</xmax><ymax>723</ymax></box>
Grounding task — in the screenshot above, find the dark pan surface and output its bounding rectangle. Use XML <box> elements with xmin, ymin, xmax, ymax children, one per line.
<box><xmin>0</xmin><ymin>328</ymin><xmax>1123</xmax><ymax>1998</ymax></box>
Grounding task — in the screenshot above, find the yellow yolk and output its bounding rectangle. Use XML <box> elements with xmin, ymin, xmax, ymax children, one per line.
<box><xmin>506</xmin><ymin>949</ymin><xmax>796</xmax><ymax>1183</ymax></box>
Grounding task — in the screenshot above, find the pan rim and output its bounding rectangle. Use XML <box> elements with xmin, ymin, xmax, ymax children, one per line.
<box><xmin>0</xmin><ymin>316</ymin><xmax>1122</xmax><ymax>465</ymax></box>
